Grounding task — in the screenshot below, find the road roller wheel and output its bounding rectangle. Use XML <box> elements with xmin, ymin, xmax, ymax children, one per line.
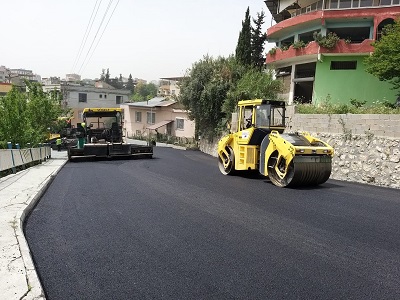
<box><xmin>218</xmin><ymin>146</ymin><xmax>235</xmax><ymax>175</ymax></box>
<box><xmin>267</xmin><ymin>151</ymin><xmax>295</xmax><ymax>187</ymax></box>
<box><xmin>268</xmin><ymin>151</ymin><xmax>332</xmax><ymax>187</ymax></box>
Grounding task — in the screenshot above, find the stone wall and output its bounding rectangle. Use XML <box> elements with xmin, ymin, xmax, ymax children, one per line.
<box><xmin>199</xmin><ymin>110</ymin><xmax>400</xmax><ymax>189</ymax></box>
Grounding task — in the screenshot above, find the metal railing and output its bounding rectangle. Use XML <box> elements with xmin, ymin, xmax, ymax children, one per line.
<box><xmin>291</xmin><ymin>0</ymin><xmax>399</xmax><ymax>18</ymax></box>
<box><xmin>0</xmin><ymin>145</ymin><xmax>51</xmax><ymax>174</ymax></box>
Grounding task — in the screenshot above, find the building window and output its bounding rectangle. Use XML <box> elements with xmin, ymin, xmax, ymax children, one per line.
<box><xmin>330</xmin><ymin>61</ymin><xmax>357</xmax><ymax>70</ymax></box>
<box><xmin>78</xmin><ymin>93</ymin><xmax>87</xmax><ymax>102</ymax></box>
<box><xmin>99</xmin><ymin>94</ymin><xmax>103</xmax><ymax>99</ymax></box>
<box><xmin>104</xmin><ymin>94</ymin><xmax>107</xmax><ymax>99</ymax></box>
<box><xmin>359</xmin><ymin>0</ymin><xmax>373</xmax><ymax>6</ymax></box>
<box><xmin>135</xmin><ymin>111</ymin><xmax>142</xmax><ymax>122</ymax></box>
<box><xmin>176</xmin><ymin>118</ymin><xmax>184</xmax><ymax>130</ymax></box>
<box><xmin>147</xmin><ymin>112</ymin><xmax>155</xmax><ymax>124</ymax></box>
<box><xmin>116</xmin><ymin>95</ymin><xmax>122</xmax><ymax>104</ymax></box>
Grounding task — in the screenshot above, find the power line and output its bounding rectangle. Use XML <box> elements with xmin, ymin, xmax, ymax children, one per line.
<box><xmin>71</xmin><ymin>0</ymin><xmax>102</xmax><ymax>73</ymax></box>
<box><xmin>77</xmin><ymin>0</ymin><xmax>115</xmax><ymax>75</ymax></box>
<box><xmin>81</xmin><ymin>0</ymin><xmax>120</xmax><ymax>75</ymax></box>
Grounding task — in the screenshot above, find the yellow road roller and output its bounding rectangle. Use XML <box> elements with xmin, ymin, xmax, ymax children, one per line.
<box><xmin>217</xmin><ymin>99</ymin><xmax>334</xmax><ymax>187</ymax></box>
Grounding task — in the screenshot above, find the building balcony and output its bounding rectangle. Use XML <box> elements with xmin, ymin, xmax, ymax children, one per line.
<box><xmin>266</xmin><ymin>0</ymin><xmax>400</xmax><ymax>24</ymax></box>
<box><xmin>290</xmin><ymin>0</ymin><xmax>399</xmax><ymax>19</ymax></box>
<box><xmin>266</xmin><ymin>39</ymin><xmax>374</xmax><ymax>65</ymax></box>
<box><xmin>267</xmin><ymin>6</ymin><xmax>400</xmax><ymax>39</ymax></box>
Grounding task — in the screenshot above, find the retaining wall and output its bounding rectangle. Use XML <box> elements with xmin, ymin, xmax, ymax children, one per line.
<box><xmin>200</xmin><ymin>110</ymin><xmax>400</xmax><ymax>189</ymax></box>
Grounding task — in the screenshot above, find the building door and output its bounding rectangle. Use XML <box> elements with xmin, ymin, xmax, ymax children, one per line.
<box><xmin>166</xmin><ymin>122</ymin><xmax>172</xmax><ymax>135</ymax></box>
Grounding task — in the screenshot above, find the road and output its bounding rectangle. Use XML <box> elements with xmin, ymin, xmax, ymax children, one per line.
<box><xmin>25</xmin><ymin>147</ymin><xmax>400</xmax><ymax>300</ymax></box>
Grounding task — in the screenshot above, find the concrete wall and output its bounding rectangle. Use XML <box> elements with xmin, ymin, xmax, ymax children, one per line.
<box><xmin>200</xmin><ymin>110</ymin><xmax>400</xmax><ymax>189</ymax></box>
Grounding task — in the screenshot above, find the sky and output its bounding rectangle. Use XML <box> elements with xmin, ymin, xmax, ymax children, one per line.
<box><xmin>1</xmin><ymin>0</ymin><xmax>273</xmax><ymax>83</ymax></box>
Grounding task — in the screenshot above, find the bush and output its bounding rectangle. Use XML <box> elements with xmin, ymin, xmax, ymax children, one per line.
<box><xmin>268</xmin><ymin>47</ymin><xmax>277</xmax><ymax>55</ymax></box>
<box><xmin>296</xmin><ymin>96</ymin><xmax>400</xmax><ymax>114</ymax></box>
<box><xmin>292</xmin><ymin>40</ymin><xmax>307</xmax><ymax>49</ymax></box>
<box><xmin>313</xmin><ymin>32</ymin><xmax>340</xmax><ymax>49</ymax></box>
<box><xmin>0</xmin><ymin>141</ymin><xmax>8</xmax><ymax>149</ymax></box>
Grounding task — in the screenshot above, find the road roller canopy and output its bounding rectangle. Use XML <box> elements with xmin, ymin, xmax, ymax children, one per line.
<box><xmin>82</xmin><ymin>108</ymin><xmax>123</xmax><ymax>118</ymax></box>
<box><xmin>82</xmin><ymin>108</ymin><xmax>123</xmax><ymax>129</ymax></box>
<box><xmin>237</xmin><ymin>99</ymin><xmax>286</xmax><ymax>131</ymax></box>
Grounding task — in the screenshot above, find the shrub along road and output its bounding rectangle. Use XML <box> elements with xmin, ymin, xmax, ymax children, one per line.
<box><xmin>25</xmin><ymin>147</ymin><xmax>400</xmax><ymax>299</ymax></box>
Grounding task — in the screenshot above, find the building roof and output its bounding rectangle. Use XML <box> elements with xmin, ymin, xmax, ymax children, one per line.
<box><xmin>159</xmin><ymin>77</ymin><xmax>186</xmax><ymax>81</ymax></box>
<box><xmin>147</xmin><ymin>120</ymin><xmax>174</xmax><ymax>130</ymax></box>
<box><xmin>61</xmin><ymin>83</ymin><xmax>130</xmax><ymax>95</ymax></box>
<box><xmin>125</xmin><ymin>97</ymin><xmax>176</xmax><ymax>108</ymax></box>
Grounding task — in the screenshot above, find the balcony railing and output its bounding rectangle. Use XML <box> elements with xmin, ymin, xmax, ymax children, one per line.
<box><xmin>291</xmin><ymin>0</ymin><xmax>399</xmax><ymax>18</ymax></box>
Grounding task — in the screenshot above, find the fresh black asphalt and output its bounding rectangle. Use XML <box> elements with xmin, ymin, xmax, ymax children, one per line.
<box><xmin>25</xmin><ymin>147</ymin><xmax>400</xmax><ymax>299</ymax></box>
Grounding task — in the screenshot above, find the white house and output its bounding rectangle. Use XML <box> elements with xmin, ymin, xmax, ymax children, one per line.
<box><xmin>59</xmin><ymin>83</ymin><xmax>131</xmax><ymax>127</ymax></box>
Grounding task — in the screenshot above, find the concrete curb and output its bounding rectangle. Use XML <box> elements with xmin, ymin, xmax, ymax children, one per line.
<box><xmin>0</xmin><ymin>152</ymin><xmax>67</xmax><ymax>300</ymax></box>
<box><xmin>125</xmin><ymin>138</ymin><xmax>188</xmax><ymax>151</ymax></box>
<box><xmin>20</xmin><ymin>159</ymin><xmax>68</xmax><ymax>300</ymax></box>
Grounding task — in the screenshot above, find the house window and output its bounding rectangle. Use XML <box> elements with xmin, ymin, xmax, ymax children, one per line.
<box><xmin>330</xmin><ymin>61</ymin><xmax>357</xmax><ymax>70</ymax></box>
<box><xmin>104</xmin><ymin>94</ymin><xmax>107</xmax><ymax>99</ymax></box>
<box><xmin>147</xmin><ymin>112</ymin><xmax>155</xmax><ymax>124</ymax></box>
<box><xmin>99</xmin><ymin>94</ymin><xmax>103</xmax><ymax>99</ymax></box>
<box><xmin>78</xmin><ymin>93</ymin><xmax>87</xmax><ymax>102</ymax></box>
<box><xmin>176</xmin><ymin>118</ymin><xmax>184</xmax><ymax>130</ymax></box>
<box><xmin>135</xmin><ymin>111</ymin><xmax>142</xmax><ymax>122</ymax></box>
<box><xmin>116</xmin><ymin>95</ymin><xmax>122</xmax><ymax>104</ymax></box>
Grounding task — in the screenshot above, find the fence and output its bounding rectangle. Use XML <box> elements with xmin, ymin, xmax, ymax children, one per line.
<box><xmin>0</xmin><ymin>146</ymin><xmax>51</xmax><ymax>174</ymax></box>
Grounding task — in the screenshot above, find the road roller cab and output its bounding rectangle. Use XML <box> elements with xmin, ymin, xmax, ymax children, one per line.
<box><xmin>217</xmin><ymin>99</ymin><xmax>334</xmax><ymax>187</ymax></box>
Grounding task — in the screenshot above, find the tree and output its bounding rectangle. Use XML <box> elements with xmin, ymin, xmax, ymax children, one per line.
<box><xmin>223</xmin><ymin>68</ymin><xmax>282</xmax><ymax>115</ymax></box>
<box><xmin>365</xmin><ymin>19</ymin><xmax>400</xmax><ymax>96</ymax></box>
<box><xmin>251</xmin><ymin>11</ymin><xmax>267</xmax><ymax>70</ymax></box>
<box><xmin>179</xmin><ymin>55</ymin><xmax>283</xmax><ymax>139</ymax></box>
<box><xmin>126</xmin><ymin>74</ymin><xmax>135</xmax><ymax>94</ymax></box>
<box><xmin>0</xmin><ymin>86</ymin><xmax>30</xmax><ymax>147</ymax></box>
<box><xmin>0</xmin><ymin>81</ymin><xmax>63</xmax><ymax>147</ymax></box>
<box><xmin>131</xmin><ymin>82</ymin><xmax>158</xmax><ymax>101</ymax></box>
<box><xmin>179</xmin><ymin>55</ymin><xmax>246</xmax><ymax>139</ymax></box>
<box><xmin>25</xmin><ymin>81</ymin><xmax>63</xmax><ymax>145</ymax></box>
<box><xmin>109</xmin><ymin>76</ymin><xmax>123</xmax><ymax>89</ymax></box>
<box><xmin>100</xmin><ymin>69</ymin><xmax>106</xmax><ymax>81</ymax></box>
<box><xmin>235</xmin><ymin>7</ymin><xmax>252</xmax><ymax>67</ymax></box>
<box><xmin>105</xmin><ymin>68</ymin><xmax>110</xmax><ymax>84</ymax></box>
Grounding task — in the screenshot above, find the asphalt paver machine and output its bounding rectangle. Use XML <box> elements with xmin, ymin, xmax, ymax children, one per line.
<box><xmin>68</xmin><ymin>108</ymin><xmax>153</xmax><ymax>161</ymax></box>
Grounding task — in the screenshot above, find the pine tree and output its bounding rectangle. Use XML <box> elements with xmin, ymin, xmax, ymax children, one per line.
<box><xmin>105</xmin><ymin>68</ymin><xmax>110</xmax><ymax>83</ymax></box>
<box><xmin>126</xmin><ymin>74</ymin><xmax>135</xmax><ymax>93</ymax></box>
<box><xmin>235</xmin><ymin>7</ymin><xmax>252</xmax><ymax>67</ymax></box>
<box><xmin>251</xmin><ymin>11</ymin><xmax>267</xmax><ymax>70</ymax></box>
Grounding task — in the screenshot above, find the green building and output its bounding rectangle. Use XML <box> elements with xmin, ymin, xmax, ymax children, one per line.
<box><xmin>264</xmin><ymin>0</ymin><xmax>400</xmax><ymax>105</ymax></box>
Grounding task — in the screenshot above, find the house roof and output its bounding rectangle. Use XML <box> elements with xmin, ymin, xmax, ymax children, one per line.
<box><xmin>147</xmin><ymin>120</ymin><xmax>174</xmax><ymax>130</ymax></box>
<box><xmin>126</xmin><ymin>97</ymin><xmax>176</xmax><ymax>108</ymax></box>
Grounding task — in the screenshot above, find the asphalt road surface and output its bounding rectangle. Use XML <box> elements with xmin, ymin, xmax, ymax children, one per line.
<box><xmin>25</xmin><ymin>147</ymin><xmax>400</xmax><ymax>300</ymax></box>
